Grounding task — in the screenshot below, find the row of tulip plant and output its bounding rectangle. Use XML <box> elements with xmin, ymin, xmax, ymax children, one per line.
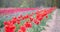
<box><xmin>3</xmin><ymin>7</ymin><xmax>56</xmax><ymax>32</ymax></box>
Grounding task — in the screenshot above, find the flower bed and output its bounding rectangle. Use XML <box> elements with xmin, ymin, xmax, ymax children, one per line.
<box><xmin>0</xmin><ymin>7</ymin><xmax>56</xmax><ymax>32</ymax></box>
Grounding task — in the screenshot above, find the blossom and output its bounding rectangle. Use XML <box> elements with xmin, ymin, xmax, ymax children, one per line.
<box><xmin>11</xmin><ymin>19</ymin><xmax>17</xmax><ymax>24</ymax></box>
<box><xmin>46</xmin><ymin>15</ymin><xmax>48</xmax><ymax>19</ymax></box>
<box><xmin>4</xmin><ymin>21</ymin><xmax>11</xmax><ymax>25</ymax></box>
<box><xmin>19</xmin><ymin>26</ymin><xmax>26</xmax><ymax>32</ymax></box>
<box><xmin>29</xmin><ymin>16</ymin><xmax>34</xmax><ymax>21</ymax></box>
<box><xmin>4</xmin><ymin>23</ymin><xmax>16</xmax><ymax>32</ymax></box>
<box><xmin>24</xmin><ymin>22</ymin><xmax>32</xmax><ymax>28</ymax></box>
<box><xmin>11</xmin><ymin>17</ymin><xmax>17</xmax><ymax>24</ymax></box>
<box><xmin>16</xmin><ymin>19</ymin><xmax>20</xmax><ymax>24</ymax></box>
<box><xmin>24</xmin><ymin>14</ymin><xmax>29</xmax><ymax>19</ymax></box>
<box><xmin>36</xmin><ymin>13</ymin><xmax>43</xmax><ymax>21</ymax></box>
<box><xmin>33</xmin><ymin>19</ymin><xmax>40</xmax><ymax>25</ymax></box>
<box><xmin>4</xmin><ymin>21</ymin><xmax>8</xmax><ymax>25</ymax></box>
<box><xmin>18</xmin><ymin>29</ymin><xmax>23</xmax><ymax>32</ymax></box>
<box><xmin>18</xmin><ymin>14</ymin><xmax>23</xmax><ymax>19</ymax></box>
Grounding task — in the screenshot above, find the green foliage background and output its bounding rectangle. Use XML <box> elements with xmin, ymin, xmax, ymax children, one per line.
<box><xmin>0</xmin><ymin>0</ymin><xmax>58</xmax><ymax>7</ymax></box>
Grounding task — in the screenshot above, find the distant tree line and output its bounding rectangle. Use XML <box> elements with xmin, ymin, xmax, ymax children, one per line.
<box><xmin>0</xmin><ymin>0</ymin><xmax>60</xmax><ymax>8</ymax></box>
<box><xmin>56</xmin><ymin>0</ymin><xmax>60</xmax><ymax>8</ymax></box>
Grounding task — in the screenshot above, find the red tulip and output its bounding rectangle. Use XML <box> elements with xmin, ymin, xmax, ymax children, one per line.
<box><xmin>4</xmin><ymin>23</ymin><xmax>16</xmax><ymax>32</ymax></box>
<box><xmin>24</xmin><ymin>14</ymin><xmax>29</xmax><ymax>19</ymax></box>
<box><xmin>24</xmin><ymin>22</ymin><xmax>32</xmax><ymax>28</ymax></box>
<box><xmin>17</xmin><ymin>19</ymin><xmax>20</xmax><ymax>24</ymax></box>
<box><xmin>46</xmin><ymin>15</ymin><xmax>48</xmax><ymax>19</ymax></box>
<box><xmin>36</xmin><ymin>13</ymin><xmax>43</xmax><ymax>21</ymax></box>
<box><xmin>18</xmin><ymin>29</ymin><xmax>23</xmax><ymax>32</ymax></box>
<box><xmin>4</xmin><ymin>21</ymin><xmax>8</xmax><ymax>25</ymax></box>
<box><xmin>13</xmin><ymin>16</ymin><xmax>17</xmax><ymax>19</ymax></box>
<box><xmin>29</xmin><ymin>17</ymin><xmax>34</xmax><ymax>22</ymax></box>
<box><xmin>20</xmin><ymin>26</ymin><xmax>26</xmax><ymax>32</ymax></box>
<box><xmin>33</xmin><ymin>19</ymin><xmax>40</xmax><ymax>25</ymax></box>
<box><xmin>11</xmin><ymin>19</ymin><xmax>17</xmax><ymax>24</ymax></box>
<box><xmin>18</xmin><ymin>14</ymin><xmax>23</xmax><ymax>19</ymax></box>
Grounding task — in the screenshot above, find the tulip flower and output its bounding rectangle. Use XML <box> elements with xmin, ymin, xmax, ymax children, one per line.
<box><xmin>19</xmin><ymin>26</ymin><xmax>26</xmax><ymax>32</ymax></box>
<box><xmin>4</xmin><ymin>23</ymin><xmax>16</xmax><ymax>32</ymax></box>
<box><xmin>24</xmin><ymin>22</ymin><xmax>32</xmax><ymax>28</ymax></box>
<box><xmin>33</xmin><ymin>19</ymin><xmax>40</xmax><ymax>25</ymax></box>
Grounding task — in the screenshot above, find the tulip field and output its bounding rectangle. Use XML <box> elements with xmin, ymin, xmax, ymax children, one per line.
<box><xmin>0</xmin><ymin>7</ymin><xmax>56</xmax><ymax>32</ymax></box>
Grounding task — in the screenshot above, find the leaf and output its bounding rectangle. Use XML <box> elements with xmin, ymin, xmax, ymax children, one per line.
<box><xmin>40</xmin><ymin>19</ymin><xmax>46</xmax><ymax>26</ymax></box>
